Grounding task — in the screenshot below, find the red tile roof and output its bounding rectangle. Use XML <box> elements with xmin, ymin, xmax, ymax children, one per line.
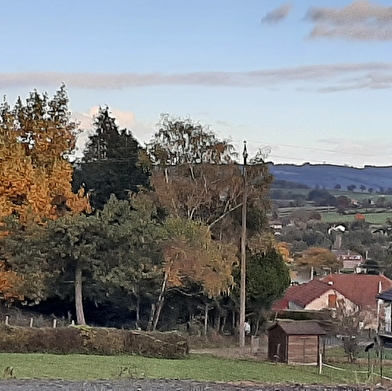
<box><xmin>320</xmin><ymin>274</ymin><xmax>392</xmax><ymax>309</ymax></box>
<box><xmin>272</xmin><ymin>280</ymin><xmax>331</xmax><ymax>311</ymax></box>
<box><xmin>272</xmin><ymin>273</ymin><xmax>392</xmax><ymax>312</ymax></box>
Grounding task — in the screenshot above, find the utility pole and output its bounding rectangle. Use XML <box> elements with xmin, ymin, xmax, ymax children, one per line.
<box><xmin>239</xmin><ymin>141</ymin><xmax>248</xmax><ymax>348</ymax></box>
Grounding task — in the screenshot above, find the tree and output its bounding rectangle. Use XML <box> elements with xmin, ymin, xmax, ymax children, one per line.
<box><xmin>334</xmin><ymin>184</ymin><xmax>341</xmax><ymax>190</ymax></box>
<box><xmin>297</xmin><ymin>247</ymin><xmax>342</xmax><ymax>273</ymax></box>
<box><xmin>0</xmin><ymin>87</ymin><xmax>90</xmax><ymax>225</ymax></box>
<box><xmin>73</xmin><ymin>106</ymin><xmax>149</xmax><ymax>209</ymax></box>
<box><xmin>332</xmin><ymin>299</ymin><xmax>371</xmax><ymax>363</ymax></box>
<box><xmin>347</xmin><ymin>184</ymin><xmax>356</xmax><ymax>192</ymax></box>
<box><xmin>146</xmin><ymin>114</ymin><xmax>237</xmax><ymax>166</ymax></box>
<box><xmin>0</xmin><ymin>261</ymin><xmax>23</xmax><ymax>305</ymax></box>
<box><xmin>360</xmin><ymin>185</ymin><xmax>367</xmax><ymax>192</ymax></box>
<box><xmin>242</xmin><ymin>247</ymin><xmax>290</xmax><ymax>333</ymax></box>
<box><xmin>145</xmin><ymin>115</ymin><xmax>273</xmax><ymax>245</ymax></box>
<box><xmin>307</xmin><ymin>189</ymin><xmax>336</xmax><ymax>207</ymax></box>
<box><xmin>148</xmin><ymin>217</ymin><xmax>238</xmax><ymax>331</ymax></box>
<box><xmin>1</xmin><ymin>195</ymin><xmax>164</xmax><ymax>325</ymax></box>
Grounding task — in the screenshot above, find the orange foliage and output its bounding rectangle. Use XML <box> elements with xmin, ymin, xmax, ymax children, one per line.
<box><xmin>355</xmin><ymin>213</ymin><xmax>365</xmax><ymax>221</ymax></box>
<box><xmin>162</xmin><ymin>218</ymin><xmax>237</xmax><ymax>297</ymax></box>
<box><xmin>0</xmin><ymin>129</ymin><xmax>90</xmax><ymax>225</ymax></box>
<box><xmin>0</xmin><ymin>87</ymin><xmax>91</xmax><ymax>300</ymax></box>
<box><xmin>0</xmin><ymin>261</ymin><xmax>23</xmax><ymax>301</ymax></box>
<box><xmin>275</xmin><ymin>241</ymin><xmax>293</xmax><ymax>263</ymax></box>
<box><xmin>0</xmin><ymin>90</ymin><xmax>91</xmax><ymax>226</ymax></box>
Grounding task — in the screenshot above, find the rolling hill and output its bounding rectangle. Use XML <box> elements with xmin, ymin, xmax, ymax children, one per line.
<box><xmin>268</xmin><ymin>163</ymin><xmax>392</xmax><ymax>191</ymax></box>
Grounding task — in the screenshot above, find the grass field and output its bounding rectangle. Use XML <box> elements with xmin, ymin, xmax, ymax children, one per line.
<box><xmin>321</xmin><ymin>211</ymin><xmax>392</xmax><ymax>224</ymax></box>
<box><xmin>1</xmin><ymin>352</ymin><xmax>392</xmax><ymax>386</ymax></box>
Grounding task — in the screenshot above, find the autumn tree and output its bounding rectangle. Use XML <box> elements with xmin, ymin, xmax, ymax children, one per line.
<box><xmin>73</xmin><ymin>106</ymin><xmax>148</xmax><ymax>209</ymax></box>
<box><xmin>0</xmin><ymin>261</ymin><xmax>23</xmax><ymax>305</ymax></box>
<box><xmin>0</xmin><ymin>86</ymin><xmax>90</xmax><ymax>225</ymax></box>
<box><xmin>145</xmin><ymin>114</ymin><xmax>273</xmax><ymax>245</ymax></box>
<box><xmin>297</xmin><ymin>247</ymin><xmax>342</xmax><ymax>274</ymax></box>
<box><xmin>148</xmin><ymin>217</ymin><xmax>238</xmax><ymax>331</ymax></box>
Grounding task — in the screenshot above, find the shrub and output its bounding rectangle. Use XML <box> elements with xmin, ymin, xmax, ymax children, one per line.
<box><xmin>0</xmin><ymin>325</ymin><xmax>188</xmax><ymax>358</ymax></box>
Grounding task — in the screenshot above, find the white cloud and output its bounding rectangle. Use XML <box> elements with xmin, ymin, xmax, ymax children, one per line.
<box><xmin>307</xmin><ymin>1</ymin><xmax>392</xmax><ymax>40</ymax></box>
<box><xmin>2</xmin><ymin>62</ymin><xmax>392</xmax><ymax>92</ymax></box>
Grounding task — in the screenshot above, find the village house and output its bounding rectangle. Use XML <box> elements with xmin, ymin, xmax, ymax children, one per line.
<box><xmin>273</xmin><ymin>274</ymin><xmax>392</xmax><ymax>330</ymax></box>
<box><xmin>331</xmin><ymin>250</ymin><xmax>363</xmax><ymax>271</ymax></box>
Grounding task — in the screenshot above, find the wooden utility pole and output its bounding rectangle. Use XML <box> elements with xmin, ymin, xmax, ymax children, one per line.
<box><xmin>239</xmin><ymin>141</ymin><xmax>248</xmax><ymax>348</ymax></box>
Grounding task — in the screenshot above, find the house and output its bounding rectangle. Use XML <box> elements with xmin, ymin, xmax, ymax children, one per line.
<box><xmin>272</xmin><ymin>279</ymin><xmax>356</xmax><ymax>312</ymax></box>
<box><xmin>376</xmin><ymin>288</ymin><xmax>392</xmax><ymax>333</ymax></box>
<box><xmin>268</xmin><ymin>321</ymin><xmax>326</xmax><ymax>365</ymax></box>
<box><xmin>273</xmin><ymin>274</ymin><xmax>392</xmax><ymax>329</ymax></box>
<box><xmin>269</xmin><ymin>220</ymin><xmax>283</xmax><ymax>231</ymax></box>
<box><xmin>331</xmin><ymin>250</ymin><xmax>363</xmax><ymax>271</ymax></box>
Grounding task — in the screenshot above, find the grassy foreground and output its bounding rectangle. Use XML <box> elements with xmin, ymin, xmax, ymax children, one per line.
<box><xmin>0</xmin><ymin>353</ymin><xmax>391</xmax><ymax>386</ymax></box>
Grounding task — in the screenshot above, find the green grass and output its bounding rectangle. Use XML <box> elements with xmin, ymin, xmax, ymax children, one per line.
<box><xmin>321</xmin><ymin>211</ymin><xmax>392</xmax><ymax>224</ymax></box>
<box><xmin>0</xmin><ymin>352</ymin><xmax>391</xmax><ymax>386</ymax></box>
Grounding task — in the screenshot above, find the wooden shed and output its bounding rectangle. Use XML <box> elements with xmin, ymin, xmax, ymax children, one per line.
<box><xmin>268</xmin><ymin>321</ymin><xmax>326</xmax><ymax>365</ymax></box>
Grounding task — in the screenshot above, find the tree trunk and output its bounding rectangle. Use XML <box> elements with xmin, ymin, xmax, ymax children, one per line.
<box><xmin>147</xmin><ymin>303</ymin><xmax>155</xmax><ymax>331</ymax></box>
<box><xmin>152</xmin><ymin>296</ymin><xmax>165</xmax><ymax>331</ymax></box>
<box><xmin>204</xmin><ymin>303</ymin><xmax>209</xmax><ymax>336</ymax></box>
<box><xmin>74</xmin><ymin>260</ymin><xmax>86</xmax><ymax>325</ymax></box>
<box><xmin>150</xmin><ymin>270</ymin><xmax>168</xmax><ymax>331</ymax></box>
<box><xmin>136</xmin><ymin>296</ymin><xmax>140</xmax><ymax>328</ymax></box>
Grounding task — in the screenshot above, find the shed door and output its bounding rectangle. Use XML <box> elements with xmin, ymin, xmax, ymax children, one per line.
<box><xmin>288</xmin><ymin>335</ymin><xmax>318</xmax><ymax>364</ymax></box>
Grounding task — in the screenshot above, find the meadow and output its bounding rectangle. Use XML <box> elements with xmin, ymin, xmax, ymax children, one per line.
<box><xmin>0</xmin><ymin>351</ymin><xmax>392</xmax><ymax>386</ymax></box>
<box><xmin>321</xmin><ymin>211</ymin><xmax>392</xmax><ymax>224</ymax></box>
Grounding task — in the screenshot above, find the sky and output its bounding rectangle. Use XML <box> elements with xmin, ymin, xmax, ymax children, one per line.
<box><xmin>2</xmin><ymin>0</ymin><xmax>392</xmax><ymax>167</ymax></box>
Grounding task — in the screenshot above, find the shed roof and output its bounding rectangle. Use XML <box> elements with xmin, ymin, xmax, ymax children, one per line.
<box><xmin>269</xmin><ymin>321</ymin><xmax>326</xmax><ymax>335</ymax></box>
<box><xmin>377</xmin><ymin>287</ymin><xmax>392</xmax><ymax>301</ymax></box>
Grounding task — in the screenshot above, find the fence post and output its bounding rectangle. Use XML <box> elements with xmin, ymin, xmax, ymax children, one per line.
<box><xmin>53</xmin><ymin>319</ymin><xmax>57</xmax><ymax>328</ymax></box>
<box><xmin>29</xmin><ymin>318</ymin><xmax>33</xmax><ymax>328</ymax></box>
<box><xmin>319</xmin><ymin>353</ymin><xmax>323</xmax><ymax>374</ymax></box>
<box><xmin>5</xmin><ymin>316</ymin><xmax>9</xmax><ymax>326</ymax></box>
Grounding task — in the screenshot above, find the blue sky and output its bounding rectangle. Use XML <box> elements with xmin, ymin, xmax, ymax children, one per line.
<box><xmin>2</xmin><ymin>0</ymin><xmax>392</xmax><ymax>167</ymax></box>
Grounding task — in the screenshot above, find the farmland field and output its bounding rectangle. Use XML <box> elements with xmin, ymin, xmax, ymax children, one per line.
<box><xmin>321</xmin><ymin>211</ymin><xmax>392</xmax><ymax>224</ymax></box>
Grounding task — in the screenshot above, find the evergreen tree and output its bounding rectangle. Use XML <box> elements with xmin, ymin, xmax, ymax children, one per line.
<box><xmin>73</xmin><ymin>106</ymin><xmax>149</xmax><ymax>209</ymax></box>
<box><xmin>245</xmin><ymin>248</ymin><xmax>290</xmax><ymax>332</ymax></box>
<box><xmin>1</xmin><ymin>195</ymin><xmax>163</xmax><ymax>326</ymax></box>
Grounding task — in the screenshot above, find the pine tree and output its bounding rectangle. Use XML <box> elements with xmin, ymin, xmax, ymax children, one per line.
<box><xmin>73</xmin><ymin>106</ymin><xmax>149</xmax><ymax>209</ymax></box>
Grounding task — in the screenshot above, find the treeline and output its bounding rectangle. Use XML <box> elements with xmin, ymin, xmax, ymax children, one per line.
<box><xmin>0</xmin><ymin>87</ymin><xmax>290</xmax><ymax>333</ymax></box>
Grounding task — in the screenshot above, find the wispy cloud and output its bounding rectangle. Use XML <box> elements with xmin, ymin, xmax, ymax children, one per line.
<box><xmin>307</xmin><ymin>0</ymin><xmax>392</xmax><ymax>40</ymax></box>
<box><xmin>262</xmin><ymin>3</ymin><xmax>293</xmax><ymax>24</ymax></box>
<box><xmin>2</xmin><ymin>62</ymin><xmax>392</xmax><ymax>92</ymax></box>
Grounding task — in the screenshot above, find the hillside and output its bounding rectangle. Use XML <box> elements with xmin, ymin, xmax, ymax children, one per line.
<box><xmin>268</xmin><ymin>163</ymin><xmax>392</xmax><ymax>190</ymax></box>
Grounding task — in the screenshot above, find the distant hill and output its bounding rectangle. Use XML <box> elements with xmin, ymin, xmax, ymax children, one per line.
<box><xmin>268</xmin><ymin>163</ymin><xmax>392</xmax><ymax>191</ymax></box>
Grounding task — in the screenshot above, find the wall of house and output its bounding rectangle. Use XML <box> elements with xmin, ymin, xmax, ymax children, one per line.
<box><xmin>304</xmin><ymin>289</ymin><xmax>355</xmax><ymax>311</ymax></box>
<box><xmin>385</xmin><ymin>303</ymin><xmax>391</xmax><ymax>333</ymax></box>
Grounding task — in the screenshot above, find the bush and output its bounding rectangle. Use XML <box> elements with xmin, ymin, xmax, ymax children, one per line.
<box><xmin>0</xmin><ymin>325</ymin><xmax>188</xmax><ymax>358</ymax></box>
